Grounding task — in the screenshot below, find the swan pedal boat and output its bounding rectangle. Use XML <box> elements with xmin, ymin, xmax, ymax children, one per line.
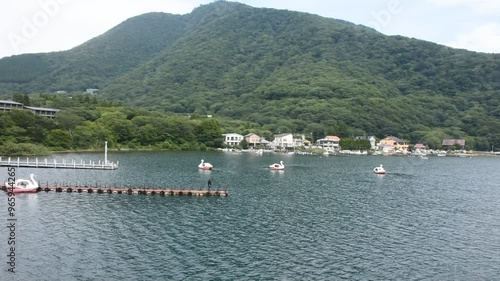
<box><xmin>4</xmin><ymin>174</ymin><xmax>39</xmax><ymax>193</ymax></box>
<box><xmin>269</xmin><ymin>161</ymin><xmax>285</xmax><ymax>170</ymax></box>
<box><xmin>198</xmin><ymin>159</ymin><xmax>213</xmax><ymax>170</ymax></box>
<box><xmin>373</xmin><ymin>165</ymin><xmax>386</xmax><ymax>174</ymax></box>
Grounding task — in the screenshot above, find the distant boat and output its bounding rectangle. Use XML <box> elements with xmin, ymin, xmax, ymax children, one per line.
<box><xmin>198</xmin><ymin>159</ymin><xmax>213</xmax><ymax>170</ymax></box>
<box><xmin>437</xmin><ymin>153</ymin><xmax>446</xmax><ymax>157</ymax></box>
<box><xmin>269</xmin><ymin>160</ymin><xmax>285</xmax><ymax>170</ymax></box>
<box><xmin>373</xmin><ymin>164</ymin><xmax>386</xmax><ymax>174</ymax></box>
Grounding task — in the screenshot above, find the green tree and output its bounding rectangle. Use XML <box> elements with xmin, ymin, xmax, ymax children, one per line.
<box><xmin>97</xmin><ymin>111</ymin><xmax>137</xmax><ymax>143</ymax></box>
<box><xmin>240</xmin><ymin>139</ymin><xmax>249</xmax><ymax>149</ymax></box>
<box><xmin>56</xmin><ymin>110</ymin><xmax>85</xmax><ymax>143</ymax></box>
<box><xmin>12</xmin><ymin>93</ymin><xmax>30</xmax><ymax>105</ymax></box>
<box><xmin>73</xmin><ymin>121</ymin><xmax>115</xmax><ymax>149</ymax></box>
<box><xmin>45</xmin><ymin>129</ymin><xmax>72</xmax><ymax>149</ymax></box>
<box><xmin>194</xmin><ymin>119</ymin><xmax>223</xmax><ymax>148</ymax></box>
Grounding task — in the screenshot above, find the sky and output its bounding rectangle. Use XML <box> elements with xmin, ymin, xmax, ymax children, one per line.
<box><xmin>1</xmin><ymin>0</ymin><xmax>499</xmax><ymax>59</ymax></box>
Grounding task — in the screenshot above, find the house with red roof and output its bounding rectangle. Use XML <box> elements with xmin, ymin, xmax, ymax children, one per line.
<box><xmin>317</xmin><ymin>135</ymin><xmax>341</xmax><ymax>152</ymax></box>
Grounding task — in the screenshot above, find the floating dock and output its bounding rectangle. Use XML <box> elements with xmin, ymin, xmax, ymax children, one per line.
<box><xmin>0</xmin><ymin>157</ymin><xmax>118</xmax><ymax>170</ymax></box>
<box><xmin>1</xmin><ymin>184</ymin><xmax>228</xmax><ymax>197</ymax></box>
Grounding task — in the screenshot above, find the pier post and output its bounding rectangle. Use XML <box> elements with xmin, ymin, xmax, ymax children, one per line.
<box><xmin>105</xmin><ymin>141</ymin><xmax>108</xmax><ymax>164</ymax></box>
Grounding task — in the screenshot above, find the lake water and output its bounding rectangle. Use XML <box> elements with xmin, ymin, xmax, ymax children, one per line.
<box><xmin>1</xmin><ymin>151</ymin><xmax>500</xmax><ymax>280</ymax></box>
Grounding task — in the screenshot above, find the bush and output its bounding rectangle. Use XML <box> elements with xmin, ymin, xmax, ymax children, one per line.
<box><xmin>0</xmin><ymin>142</ymin><xmax>52</xmax><ymax>156</ymax></box>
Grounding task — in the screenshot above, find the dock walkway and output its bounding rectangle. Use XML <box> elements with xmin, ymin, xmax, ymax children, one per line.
<box><xmin>1</xmin><ymin>183</ymin><xmax>228</xmax><ymax>197</ymax></box>
<box><xmin>0</xmin><ymin>157</ymin><xmax>118</xmax><ymax>170</ymax></box>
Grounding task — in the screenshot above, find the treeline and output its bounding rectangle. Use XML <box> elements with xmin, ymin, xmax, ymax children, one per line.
<box><xmin>1</xmin><ymin>92</ymin><xmax>499</xmax><ymax>156</ymax></box>
<box><xmin>0</xmin><ymin>94</ymin><xmax>224</xmax><ymax>155</ymax></box>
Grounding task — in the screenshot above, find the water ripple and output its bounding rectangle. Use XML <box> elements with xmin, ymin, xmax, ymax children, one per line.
<box><xmin>1</xmin><ymin>153</ymin><xmax>500</xmax><ymax>280</ymax></box>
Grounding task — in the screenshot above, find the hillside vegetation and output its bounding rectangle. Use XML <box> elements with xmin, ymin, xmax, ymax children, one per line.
<box><xmin>0</xmin><ymin>1</ymin><xmax>499</xmax><ymax>150</ymax></box>
<box><xmin>0</xmin><ymin>12</ymin><xmax>187</xmax><ymax>92</ymax></box>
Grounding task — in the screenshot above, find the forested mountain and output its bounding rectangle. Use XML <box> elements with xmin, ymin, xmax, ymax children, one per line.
<box><xmin>0</xmin><ymin>12</ymin><xmax>187</xmax><ymax>92</ymax></box>
<box><xmin>0</xmin><ymin>1</ymin><xmax>499</xmax><ymax>149</ymax></box>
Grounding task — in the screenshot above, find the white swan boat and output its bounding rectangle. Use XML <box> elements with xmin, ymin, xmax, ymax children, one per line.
<box><xmin>373</xmin><ymin>164</ymin><xmax>386</xmax><ymax>174</ymax></box>
<box><xmin>198</xmin><ymin>159</ymin><xmax>213</xmax><ymax>170</ymax></box>
<box><xmin>4</xmin><ymin>174</ymin><xmax>39</xmax><ymax>193</ymax></box>
<box><xmin>269</xmin><ymin>160</ymin><xmax>285</xmax><ymax>170</ymax></box>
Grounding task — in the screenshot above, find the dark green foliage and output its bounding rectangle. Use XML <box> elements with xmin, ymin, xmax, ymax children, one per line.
<box><xmin>339</xmin><ymin>139</ymin><xmax>371</xmax><ymax>151</ymax></box>
<box><xmin>239</xmin><ymin>139</ymin><xmax>249</xmax><ymax>149</ymax></box>
<box><xmin>0</xmin><ymin>142</ymin><xmax>51</xmax><ymax>156</ymax></box>
<box><xmin>0</xmin><ymin>96</ymin><xmax>225</xmax><ymax>154</ymax></box>
<box><xmin>194</xmin><ymin>119</ymin><xmax>224</xmax><ymax>149</ymax></box>
<box><xmin>0</xmin><ymin>2</ymin><xmax>499</xmax><ymax>150</ymax></box>
<box><xmin>13</xmin><ymin>93</ymin><xmax>30</xmax><ymax>105</ymax></box>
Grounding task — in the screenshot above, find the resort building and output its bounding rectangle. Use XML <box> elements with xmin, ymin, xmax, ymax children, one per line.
<box><xmin>442</xmin><ymin>139</ymin><xmax>465</xmax><ymax>149</ymax></box>
<box><xmin>293</xmin><ymin>134</ymin><xmax>309</xmax><ymax>147</ymax></box>
<box><xmin>413</xmin><ymin>143</ymin><xmax>426</xmax><ymax>150</ymax></box>
<box><xmin>379</xmin><ymin>136</ymin><xmax>409</xmax><ymax>151</ymax></box>
<box><xmin>272</xmin><ymin>133</ymin><xmax>294</xmax><ymax>149</ymax></box>
<box><xmin>24</xmin><ymin>106</ymin><xmax>60</xmax><ymax>118</ymax></box>
<box><xmin>244</xmin><ymin>133</ymin><xmax>261</xmax><ymax>148</ymax></box>
<box><xmin>0</xmin><ymin>100</ymin><xmax>60</xmax><ymax>118</ymax></box>
<box><xmin>316</xmin><ymin>135</ymin><xmax>341</xmax><ymax>152</ymax></box>
<box><xmin>259</xmin><ymin>138</ymin><xmax>272</xmax><ymax>149</ymax></box>
<box><xmin>0</xmin><ymin>100</ymin><xmax>24</xmax><ymax>111</ymax></box>
<box><xmin>223</xmin><ymin>133</ymin><xmax>244</xmax><ymax>147</ymax></box>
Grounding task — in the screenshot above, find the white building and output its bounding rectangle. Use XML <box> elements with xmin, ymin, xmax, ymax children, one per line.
<box><xmin>293</xmin><ymin>134</ymin><xmax>308</xmax><ymax>147</ymax></box>
<box><xmin>223</xmin><ymin>133</ymin><xmax>244</xmax><ymax>147</ymax></box>
<box><xmin>272</xmin><ymin>133</ymin><xmax>294</xmax><ymax>149</ymax></box>
<box><xmin>317</xmin><ymin>136</ymin><xmax>341</xmax><ymax>152</ymax></box>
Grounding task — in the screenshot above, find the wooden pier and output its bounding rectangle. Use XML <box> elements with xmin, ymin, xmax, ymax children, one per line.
<box><xmin>1</xmin><ymin>184</ymin><xmax>228</xmax><ymax>197</ymax></box>
<box><xmin>0</xmin><ymin>157</ymin><xmax>118</xmax><ymax>170</ymax></box>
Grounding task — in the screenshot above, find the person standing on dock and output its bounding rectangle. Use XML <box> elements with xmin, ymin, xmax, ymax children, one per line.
<box><xmin>208</xmin><ymin>179</ymin><xmax>212</xmax><ymax>190</ymax></box>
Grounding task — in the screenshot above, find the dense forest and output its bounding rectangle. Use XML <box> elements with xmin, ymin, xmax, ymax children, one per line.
<box><xmin>0</xmin><ymin>1</ymin><xmax>499</xmax><ymax>151</ymax></box>
<box><xmin>0</xmin><ymin>95</ymin><xmax>228</xmax><ymax>155</ymax></box>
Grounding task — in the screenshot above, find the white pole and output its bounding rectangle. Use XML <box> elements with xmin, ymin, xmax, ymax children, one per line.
<box><xmin>105</xmin><ymin>141</ymin><xmax>108</xmax><ymax>164</ymax></box>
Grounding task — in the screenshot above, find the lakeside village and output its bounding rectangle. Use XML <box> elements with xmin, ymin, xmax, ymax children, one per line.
<box><xmin>1</xmin><ymin>99</ymin><xmax>497</xmax><ymax>157</ymax></box>
<box><xmin>222</xmin><ymin>133</ymin><xmax>497</xmax><ymax>157</ymax></box>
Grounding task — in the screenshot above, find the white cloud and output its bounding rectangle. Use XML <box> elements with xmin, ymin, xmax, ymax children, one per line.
<box><xmin>1</xmin><ymin>0</ymin><xmax>499</xmax><ymax>57</ymax></box>
<box><xmin>0</xmin><ymin>0</ymin><xmax>206</xmax><ymax>58</ymax></box>
<box><xmin>426</xmin><ymin>0</ymin><xmax>500</xmax><ymax>13</ymax></box>
<box><xmin>446</xmin><ymin>23</ymin><xmax>500</xmax><ymax>53</ymax></box>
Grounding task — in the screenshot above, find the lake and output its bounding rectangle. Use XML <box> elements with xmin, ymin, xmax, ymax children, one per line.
<box><xmin>1</xmin><ymin>151</ymin><xmax>500</xmax><ymax>280</ymax></box>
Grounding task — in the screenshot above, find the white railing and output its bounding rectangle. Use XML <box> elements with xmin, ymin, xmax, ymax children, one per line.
<box><xmin>0</xmin><ymin>156</ymin><xmax>119</xmax><ymax>170</ymax></box>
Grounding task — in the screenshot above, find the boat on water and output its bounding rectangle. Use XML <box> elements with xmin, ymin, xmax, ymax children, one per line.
<box><xmin>373</xmin><ymin>165</ymin><xmax>386</xmax><ymax>174</ymax></box>
<box><xmin>269</xmin><ymin>160</ymin><xmax>285</xmax><ymax>170</ymax></box>
<box><xmin>198</xmin><ymin>159</ymin><xmax>213</xmax><ymax>170</ymax></box>
<box><xmin>3</xmin><ymin>174</ymin><xmax>39</xmax><ymax>193</ymax></box>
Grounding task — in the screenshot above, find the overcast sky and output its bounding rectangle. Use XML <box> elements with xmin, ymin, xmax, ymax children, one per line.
<box><xmin>1</xmin><ymin>0</ymin><xmax>499</xmax><ymax>59</ymax></box>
